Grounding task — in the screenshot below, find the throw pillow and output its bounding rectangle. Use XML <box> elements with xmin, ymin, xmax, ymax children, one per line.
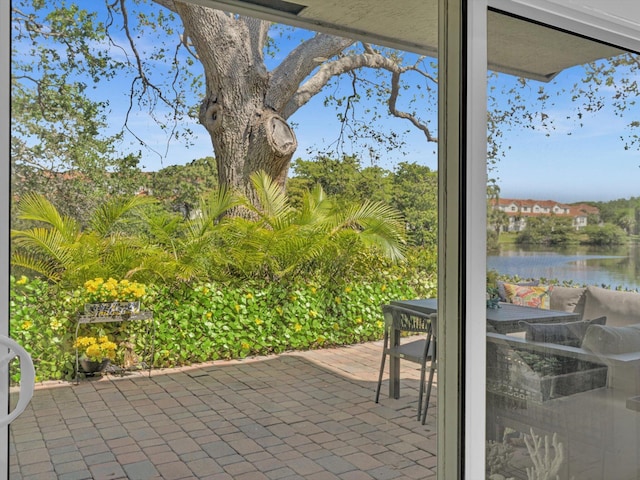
<box><xmin>520</xmin><ymin>316</ymin><xmax>607</xmax><ymax>347</ymax></box>
<box><xmin>582</xmin><ymin>286</ymin><xmax>640</xmax><ymax>327</ymax></box>
<box><xmin>582</xmin><ymin>323</ymin><xmax>640</xmax><ymax>354</ymax></box>
<box><xmin>503</xmin><ymin>283</ymin><xmax>553</xmax><ymax>309</ymax></box>
<box><xmin>549</xmin><ymin>286</ymin><xmax>587</xmax><ymax>316</ymax></box>
<box><xmin>496</xmin><ymin>280</ymin><xmax>539</xmax><ymax>302</ymax></box>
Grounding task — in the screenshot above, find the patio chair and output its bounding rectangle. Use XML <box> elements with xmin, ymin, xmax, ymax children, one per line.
<box><xmin>421</xmin><ymin>311</ymin><xmax>437</xmax><ymax>424</ymax></box>
<box><xmin>375</xmin><ymin>304</ymin><xmax>436</xmax><ymax>421</ymax></box>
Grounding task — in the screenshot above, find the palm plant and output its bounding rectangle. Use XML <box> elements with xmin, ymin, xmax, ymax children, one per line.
<box><xmin>11</xmin><ymin>193</ymin><xmax>156</xmax><ymax>286</ymax></box>
<box><xmin>12</xmin><ymin>174</ymin><xmax>407</xmax><ymax>288</ymax></box>
<box><xmin>217</xmin><ymin>171</ymin><xmax>407</xmax><ymax>283</ymax></box>
<box><xmin>140</xmin><ymin>186</ymin><xmax>242</xmax><ymax>282</ymax></box>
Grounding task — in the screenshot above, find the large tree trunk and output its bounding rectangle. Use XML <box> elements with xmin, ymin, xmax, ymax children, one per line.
<box><xmin>165</xmin><ymin>1</ymin><xmax>438</xmax><ymax>210</ymax></box>
<box><xmin>175</xmin><ymin>3</ymin><xmax>297</xmax><ymax>201</ymax></box>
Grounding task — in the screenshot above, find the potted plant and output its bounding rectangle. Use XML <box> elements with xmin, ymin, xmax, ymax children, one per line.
<box><xmin>74</xmin><ymin>335</ymin><xmax>118</xmax><ymax>374</ymax></box>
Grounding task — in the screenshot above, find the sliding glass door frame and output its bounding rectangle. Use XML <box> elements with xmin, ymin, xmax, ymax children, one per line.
<box><xmin>471</xmin><ymin>1</ymin><xmax>640</xmax><ymax>479</ymax></box>
<box><xmin>1</xmin><ymin>0</ymin><xmax>11</xmax><ymax>477</ymax></box>
<box><xmin>438</xmin><ymin>0</ymin><xmax>488</xmax><ymax>478</ymax></box>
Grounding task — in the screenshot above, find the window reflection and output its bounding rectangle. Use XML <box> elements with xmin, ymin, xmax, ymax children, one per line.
<box><xmin>486</xmin><ymin>11</ymin><xmax>640</xmax><ymax>480</ymax></box>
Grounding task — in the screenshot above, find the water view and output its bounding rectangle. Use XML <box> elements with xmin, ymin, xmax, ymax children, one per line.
<box><xmin>487</xmin><ymin>243</ymin><xmax>640</xmax><ymax>291</ymax></box>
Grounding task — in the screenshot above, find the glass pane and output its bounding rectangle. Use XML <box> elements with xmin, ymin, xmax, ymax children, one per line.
<box><xmin>486</xmin><ymin>11</ymin><xmax>640</xmax><ymax>480</ymax></box>
<box><xmin>10</xmin><ymin>1</ymin><xmax>440</xmax><ymax>477</ymax></box>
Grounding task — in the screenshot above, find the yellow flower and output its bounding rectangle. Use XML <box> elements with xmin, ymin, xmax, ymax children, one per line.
<box><xmin>255</xmin><ymin>318</ymin><xmax>263</xmax><ymax>325</ymax></box>
<box><xmin>202</xmin><ymin>287</ymin><xmax>209</xmax><ymax>295</ymax></box>
<box><xmin>317</xmin><ymin>335</ymin><xmax>326</xmax><ymax>344</ymax></box>
<box><xmin>355</xmin><ymin>317</ymin><xmax>363</xmax><ymax>324</ymax></box>
<box><xmin>246</xmin><ymin>293</ymin><xmax>253</xmax><ymax>299</ymax></box>
<box><xmin>75</xmin><ymin>335</ymin><xmax>118</xmax><ymax>360</ymax></box>
<box><xmin>309</xmin><ymin>310</ymin><xmax>318</xmax><ymax>318</ymax></box>
<box><xmin>21</xmin><ymin>321</ymin><xmax>32</xmax><ymax>330</ymax></box>
<box><xmin>335</xmin><ymin>297</ymin><xmax>341</xmax><ymax>304</ymax></box>
<box><xmin>381</xmin><ymin>285</ymin><xmax>387</xmax><ymax>292</ymax></box>
<box><xmin>290</xmin><ymin>295</ymin><xmax>297</xmax><ymax>302</ymax></box>
<box><xmin>294</xmin><ymin>323</ymin><xmax>302</xmax><ymax>332</ymax></box>
<box><xmin>235</xmin><ymin>304</ymin><xmax>241</xmax><ymax>313</ymax></box>
<box><xmin>333</xmin><ymin>323</ymin><xmax>340</xmax><ymax>331</ymax></box>
<box><xmin>241</xmin><ymin>342</ymin><xmax>250</xmax><ymax>350</ymax></box>
<box><xmin>86</xmin><ymin>344</ymin><xmax>102</xmax><ymax>358</ymax></box>
<box><xmin>376</xmin><ymin>321</ymin><xmax>384</xmax><ymax>328</ymax></box>
<box><xmin>345</xmin><ymin>286</ymin><xmax>352</xmax><ymax>293</ymax></box>
<box><xmin>83</xmin><ymin>277</ymin><xmax>146</xmax><ymax>303</ymax></box>
<box><xmin>50</xmin><ymin>319</ymin><xmax>62</xmax><ymax>330</ymax></box>
<box><xmin>16</xmin><ymin>276</ymin><xmax>28</xmax><ymax>285</ymax></box>
<box><xmin>206</xmin><ymin>312</ymin><xmax>212</xmax><ymax>319</ymax></box>
<box><xmin>310</xmin><ymin>287</ymin><xmax>317</xmax><ymax>294</ymax></box>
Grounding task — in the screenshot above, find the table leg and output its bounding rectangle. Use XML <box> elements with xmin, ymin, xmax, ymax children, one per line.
<box><xmin>389</xmin><ymin>327</ymin><xmax>400</xmax><ymax>399</ymax></box>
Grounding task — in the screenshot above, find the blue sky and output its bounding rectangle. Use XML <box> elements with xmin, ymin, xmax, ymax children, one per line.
<box><xmin>13</xmin><ymin>2</ymin><xmax>639</xmax><ymax>204</ymax></box>
<box><xmin>127</xmin><ymin>53</ymin><xmax>638</xmax><ymax>204</ymax></box>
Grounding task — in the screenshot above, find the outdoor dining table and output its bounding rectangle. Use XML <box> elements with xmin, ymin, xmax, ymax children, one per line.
<box><xmin>386</xmin><ymin>298</ymin><xmax>581</xmax><ymax>399</ymax></box>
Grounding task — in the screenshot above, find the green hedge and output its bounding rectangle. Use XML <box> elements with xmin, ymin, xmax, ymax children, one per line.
<box><xmin>10</xmin><ymin>276</ymin><xmax>421</xmax><ymax>382</ymax></box>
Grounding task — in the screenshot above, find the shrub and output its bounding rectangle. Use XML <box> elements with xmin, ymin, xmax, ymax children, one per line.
<box><xmin>10</xmin><ymin>275</ymin><xmax>422</xmax><ymax>382</ymax></box>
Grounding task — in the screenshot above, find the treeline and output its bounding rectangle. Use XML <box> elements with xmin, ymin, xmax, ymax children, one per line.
<box><xmin>593</xmin><ymin>197</ymin><xmax>640</xmax><ymax>236</ymax></box>
<box><xmin>514</xmin><ymin>216</ymin><xmax>628</xmax><ymax>246</ymax></box>
<box><xmin>13</xmin><ymin>155</ymin><xmax>438</xmax><ymax>249</ymax></box>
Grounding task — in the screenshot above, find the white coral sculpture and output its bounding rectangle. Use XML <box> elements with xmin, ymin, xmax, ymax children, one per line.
<box><xmin>524</xmin><ymin>428</ymin><xmax>572</xmax><ymax>480</ymax></box>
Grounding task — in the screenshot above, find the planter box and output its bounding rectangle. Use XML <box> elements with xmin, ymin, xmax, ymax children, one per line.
<box><xmin>84</xmin><ymin>301</ymin><xmax>141</xmax><ymax>317</ymax></box>
<box><xmin>488</xmin><ymin>346</ymin><xmax>607</xmax><ymax>404</ymax></box>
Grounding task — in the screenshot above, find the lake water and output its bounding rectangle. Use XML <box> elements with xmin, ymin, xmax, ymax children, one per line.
<box><xmin>487</xmin><ymin>243</ymin><xmax>640</xmax><ymax>291</ymax></box>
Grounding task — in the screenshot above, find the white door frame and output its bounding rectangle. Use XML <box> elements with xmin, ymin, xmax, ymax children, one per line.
<box><xmin>467</xmin><ymin>1</ymin><xmax>640</xmax><ymax>478</ymax></box>
<box><xmin>1</xmin><ymin>0</ymin><xmax>11</xmax><ymax>477</ymax></box>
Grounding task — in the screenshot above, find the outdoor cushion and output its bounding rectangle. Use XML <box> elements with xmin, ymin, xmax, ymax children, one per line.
<box><xmin>549</xmin><ymin>286</ymin><xmax>587</xmax><ymax>317</ymax></box>
<box><xmin>582</xmin><ymin>286</ymin><xmax>640</xmax><ymax>328</ymax></box>
<box><xmin>497</xmin><ymin>280</ymin><xmax>538</xmax><ymax>302</ymax></box>
<box><xmin>503</xmin><ymin>283</ymin><xmax>552</xmax><ymax>309</ymax></box>
<box><xmin>582</xmin><ymin>323</ymin><xmax>640</xmax><ymax>354</ymax></box>
<box><xmin>520</xmin><ymin>316</ymin><xmax>606</xmax><ymax>347</ymax></box>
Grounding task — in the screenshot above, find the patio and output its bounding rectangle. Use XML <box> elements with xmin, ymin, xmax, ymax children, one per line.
<box><xmin>9</xmin><ymin>340</ymin><xmax>438</xmax><ymax>480</ymax></box>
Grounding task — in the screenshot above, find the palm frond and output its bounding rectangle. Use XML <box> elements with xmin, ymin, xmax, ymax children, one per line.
<box><xmin>10</xmin><ymin>253</ymin><xmax>62</xmax><ymax>282</ymax></box>
<box><xmin>296</xmin><ymin>184</ymin><xmax>332</xmax><ymax>226</ymax></box>
<box><xmin>16</xmin><ymin>193</ymin><xmax>80</xmax><ymax>241</ymax></box>
<box><xmin>11</xmin><ymin>227</ymin><xmax>76</xmax><ymax>268</ymax></box>
<box><xmin>201</xmin><ymin>186</ymin><xmax>240</xmax><ymax>221</ymax></box>
<box><xmin>246</xmin><ymin>171</ymin><xmax>293</xmax><ymax>228</ymax></box>
<box><xmin>90</xmin><ymin>195</ymin><xmax>156</xmax><ymax>236</ymax></box>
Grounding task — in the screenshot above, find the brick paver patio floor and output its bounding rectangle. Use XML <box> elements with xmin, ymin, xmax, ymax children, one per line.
<box><xmin>9</xmin><ymin>340</ymin><xmax>438</xmax><ymax>480</ymax></box>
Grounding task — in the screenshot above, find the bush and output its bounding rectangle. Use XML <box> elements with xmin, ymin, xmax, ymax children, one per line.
<box><xmin>582</xmin><ymin>223</ymin><xmax>626</xmax><ymax>245</ymax></box>
<box><xmin>10</xmin><ymin>275</ymin><xmax>424</xmax><ymax>382</ymax></box>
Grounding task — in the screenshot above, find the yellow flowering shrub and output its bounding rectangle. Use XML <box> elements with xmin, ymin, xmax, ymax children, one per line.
<box><xmin>74</xmin><ymin>336</ymin><xmax>117</xmax><ymax>361</ymax></box>
<box><xmin>84</xmin><ymin>277</ymin><xmax>146</xmax><ymax>303</ymax></box>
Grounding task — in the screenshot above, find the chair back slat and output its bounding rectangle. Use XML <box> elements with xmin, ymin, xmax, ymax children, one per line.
<box><xmin>381</xmin><ymin>304</ymin><xmax>434</xmax><ymax>334</ymax></box>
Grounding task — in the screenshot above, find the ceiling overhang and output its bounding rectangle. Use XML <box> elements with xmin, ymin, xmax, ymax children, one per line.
<box><xmin>194</xmin><ymin>0</ymin><xmax>626</xmax><ymax>82</ymax></box>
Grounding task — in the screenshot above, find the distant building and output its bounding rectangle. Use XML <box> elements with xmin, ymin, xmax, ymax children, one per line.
<box><xmin>491</xmin><ymin>198</ymin><xmax>599</xmax><ymax>232</ymax></box>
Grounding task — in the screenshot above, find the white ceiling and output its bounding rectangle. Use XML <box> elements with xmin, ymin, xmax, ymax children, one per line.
<box><xmin>200</xmin><ymin>0</ymin><xmax>634</xmax><ymax>81</ymax></box>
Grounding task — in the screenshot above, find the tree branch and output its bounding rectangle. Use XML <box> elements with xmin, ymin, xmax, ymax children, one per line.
<box><xmin>389</xmin><ymin>71</ymin><xmax>437</xmax><ymax>142</ymax></box>
<box><xmin>150</xmin><ymin>0</ymin><xmax>179</xmax><ymax>14</ymax></box>
<box><xmin>282</xmin><ymin>47</ymin><xmax>437</xmax><ymax>142</ymax></box>
<box><xmin>243</xmin><ymin>16</ymin><xmax>270</xmax><ymax>69</ymax></box>
<box><xmin>266</xmin><ymin>33</ymin><xmax>355</xmax><ymax>113</ymax></box>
